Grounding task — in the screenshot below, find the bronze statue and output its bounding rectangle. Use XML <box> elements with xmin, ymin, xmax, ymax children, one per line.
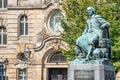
<box><xmin>75</xmin><ymin>6</ymin><xmax>111</xmax><ymax>61</ymax></box>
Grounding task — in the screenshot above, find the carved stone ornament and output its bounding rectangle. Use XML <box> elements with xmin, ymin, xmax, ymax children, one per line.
<box><xmin>34</xmin><ymin>26</ymin><xmax>63</xmax><ymax>51</ymax></box>
<box><xmin>34</xmin><ymin>35</ymin><xmax>61</xmax><ymax>52</ymax></box>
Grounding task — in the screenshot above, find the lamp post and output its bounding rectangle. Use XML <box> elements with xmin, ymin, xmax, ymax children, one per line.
<box><xmin>24</xmin><ymin>47</ymin><xmax>31</xmax><ymax>80</ymax></box>
<box><xmin>4</xmin><ymin>58</ymin><xmax>9</xmax><ymax>80</ymax></box>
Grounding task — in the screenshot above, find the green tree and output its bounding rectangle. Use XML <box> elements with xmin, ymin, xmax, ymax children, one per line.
<box><xmin>61</xmin><ymin>0</ymin><xmax>120</xmax><ymax>70</ymax></box>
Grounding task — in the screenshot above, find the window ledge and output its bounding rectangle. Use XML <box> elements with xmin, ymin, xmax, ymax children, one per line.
<box><xmin>0</xmin><ymin>8</ymin><xmax>8</xmax><ymax>11</ymax></box>
<box><xmin>18</xmin><ymin>35</ymin><xmax>33</xmax><ymax>42</ymax></box>
<box><xmin>0</xmin><ymin>45</ymin><xmax>7</xmax><ymax>48</ymax></box>
<box><xmin>19</xmin><ymin>35</ymin><xmax>30</xmax><ymax>39</ymax></box>
<box><xmin>20</xmin><ymin>35</ymin><xmax>29</xmax><ymax>37</ymax></box>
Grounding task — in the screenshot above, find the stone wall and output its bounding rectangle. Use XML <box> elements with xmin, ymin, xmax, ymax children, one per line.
<box><xmin>116</xmin><ymin>72</ymin><xmax>120</xmax><ymax>80</ymax></box>
<box><xmin>0</xmin><ymin>0</ymin><xmax>68</xmax><ymax>80</ymax></box>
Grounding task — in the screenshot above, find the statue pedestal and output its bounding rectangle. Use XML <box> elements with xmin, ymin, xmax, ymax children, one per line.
<box><xmin>68</xmin><ymin>61</ymin><xmax>115</xmax><ymax>80</ymax></box>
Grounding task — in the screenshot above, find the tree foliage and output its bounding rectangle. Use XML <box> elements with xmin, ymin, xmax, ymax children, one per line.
<box><xmin>61</xmin><ymin>0</ymin><xmax>120</xmax><ymax>70</ymax></box>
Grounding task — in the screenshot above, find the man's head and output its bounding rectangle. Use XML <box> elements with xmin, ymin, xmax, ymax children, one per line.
<box><xmin>87</xmin><ymin>6</ymin><xmax>96</xmax><ymax>16</ymax></box>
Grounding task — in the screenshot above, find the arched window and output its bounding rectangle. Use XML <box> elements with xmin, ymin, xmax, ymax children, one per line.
<box><xmin>49</xmin><ymin>11</ymin><xmax>64</xmax><ymax>32</ymax></box>
<box><xmin>20</xmin><ymin>15</ymin><xmax>28</xmax><ymax>35</ymax></box>
<box><xmin>49</xmin><ymin>52</ymin><xmax>67</xmax><ymax>63</ymax></box>
<box><xmin>0</xmin><ymin>0</ymin><xmax>7</xmax><ymax>8</ymax></box>
<box><xmin>0</xmin><ymin>27</ymin><xmax>7</xmax><ymax>45</ymax></box>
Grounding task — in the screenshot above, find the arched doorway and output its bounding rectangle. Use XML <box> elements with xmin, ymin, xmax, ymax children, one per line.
<box><xmin>47</xmin><ymin>52</ymin><xmax>68</xmax><ymax>80</ymax></box>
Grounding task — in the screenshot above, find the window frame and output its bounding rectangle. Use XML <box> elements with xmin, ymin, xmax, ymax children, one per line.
<box><xmin>20</xmin><ymin>15</ymin><xmax>28</xmax><ymax>36</ymax></box>
<box><xmin>0</xmin><ymin>0</ymin><xmax>7</xmax><ymax>8</ymax></box>
<box><xmin>49</xmin><ymin>11</ymin><xmax>64</xmax><ymax>33</ymax></box>
<box><xmin>48</xmin><ymin>52</ymin><xmax>67</xmax><ymax>63</ymax></box>
<box><xmin>0</xmin><ymin>27</ymin><xmax>7</xmax><ymax>45</ymax></box>
<box><xmin>18</xmin><ymin>68</ymin><xmax>27</xmax><ymax>80</ymax></box>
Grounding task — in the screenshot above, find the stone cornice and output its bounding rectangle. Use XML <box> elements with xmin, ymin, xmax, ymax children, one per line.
<box><xmin>7</xmin><ymin>2</ymin><xmax>52</xmax><ymax>10</ymax></box>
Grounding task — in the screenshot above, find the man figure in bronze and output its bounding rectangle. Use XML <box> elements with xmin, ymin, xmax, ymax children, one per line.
<box><xmin>75</xmin><ymin>6</ymin><xmax>111</xmax><ymax>60</ymax></box>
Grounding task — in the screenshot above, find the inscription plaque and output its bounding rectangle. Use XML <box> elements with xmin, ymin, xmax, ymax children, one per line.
<box><xmin>105</xmin><ymin>70</ymin><xmax>115</xmax><ymax>80</ymax></box>
<box><xmin>74</xmin><ymin>70</ymin><xmax>94</xmax><ymax>80</ymax></box>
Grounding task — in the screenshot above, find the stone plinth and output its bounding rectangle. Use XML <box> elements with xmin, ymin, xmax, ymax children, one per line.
<box><xmin>68</xmin><ymin>62</ymin><xmax>115</xmax><ymax>80</ymax></box>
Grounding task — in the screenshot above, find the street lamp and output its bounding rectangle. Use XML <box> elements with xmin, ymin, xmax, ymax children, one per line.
<box><xmin>24</xmin><ymin>47</ymin><xmax>31</xmax><ymax>80</ymax></box>
<box><xmin>4</xmin><ymin>58</ymin><xmax>9</xmax><ymax>80</ymax></box>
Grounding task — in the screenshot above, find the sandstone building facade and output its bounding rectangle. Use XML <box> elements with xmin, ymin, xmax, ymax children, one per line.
<box><xmin>0</xmin><ymin>0</ymin><xmax>69</xmax><ymax>80</ymax></box>
<box><xmin>0</xmin><ymin>0</ymin><xmax>120</xmax><ymax>80</ymax></box>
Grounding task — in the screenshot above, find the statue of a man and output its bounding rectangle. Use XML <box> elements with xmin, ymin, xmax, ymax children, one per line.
<box><xmin>75</xmin><ymin>6</ymin><xmax>111</xmax><ymax>60</ymax></box>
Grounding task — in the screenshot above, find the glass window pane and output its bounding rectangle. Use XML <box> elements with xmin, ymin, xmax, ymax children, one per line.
<box><xmin>0</xmin><ymin>35</ymin><xmax>1</xmax><ymax>44</ymax></box>
<box><xmin>0</xmin><ymin>64</ymin><xmax>4</xmax><ymax>80</ymax></box>
<box><xmin>3</xmin><ymin>34</ymin><xmax>7</xmax><ymax>44</ymax></box>
<box><xmin>1</xmin><ymin>65</ymin><xmax>3</xmax><ymax>67</ymax></box>
<box><xmin>20</xmin><ymin>23</ymin><xmax>24</xmax><ymax>35</ymax></box>
<box><xmin>4</xmin><ymin>0</ymin><xmax>7</xmax><ymax>8</ymax></box>
<box><xmin>25</xmin><ymin>23</ymin><xmax>28</xmax><ymax>35</ymax></box>
<box><xmin>19</xmin><ymin>76</ymin><xmax>23</xmax><ymax>79</ymax></box>
<box><xmin>19</xmin><ymin>70</ymin><xmax>23</xmax><ymax>74</ymax></box>
<box><xmin>3</xmin><ymin>29</ymin><xmax>6</xmax><ymax>32</ymax></box>
<box><xmin>20</xmin><ymin>15</ymin><xmax>28</xmax><ymax>21</ymax></box>
<box><xmin>49</xmin><ymin>52</ymin><xmax>67</xmax><ymax>62</ymax></box>
<box><xmin>24</xmin><ymin>76</ymin><xmax>26</xmax><ymax>79</ymax></box>
<box><xmin>0</xmin><ymin>27</ymin><xmax>2</xmax><ymax>32</ymax></box>
<box><xmin>20</xmin><ymin>15</ymin><xmax>28</xmax><ymax>35</ymax></box>
<box><xmin>3</xmin><ymin>76</ymin><xmax>5</xmax><ymax>80</ymax></box>
<box><xmin>20</xmin><ymin>16</ymin><xmax>24</xmax><ymax>21</ymax></box>
<box><xmin>3</xmin><ymin>28</ymin><xmax>6</xmax><ymax>32</ymax></box>
<box><xmin>0</xmin><ymin>0</ymin><xmax>2</xmax><ymax>8</ymax></box>
<box><xmin>55</xmin><ymin>16</ymin><xmax>61</xmax><ymax>23</ymax></box>
<box><xmin>19</xmin><ymin>69</ymin><xmax>26</xmax><ymax>80</ymax></box>
<box><xmin>50</xmin><ymin>17</ymin><xmax>54</xmax><ymax>30</ymax></box>
<box><xmin>23</xmin><ymin>69</ymin><xmax>26</xmax><ymax>74</ymax></box>
<box><xmin>25</xmin><ymin>16</ymin><xmax>28</xmax><ymax>21</ymax></box>
<box><xmin>50</xmin><ymin>12</ymin><xmax>63</xmax><ymax>32</ymax></box>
